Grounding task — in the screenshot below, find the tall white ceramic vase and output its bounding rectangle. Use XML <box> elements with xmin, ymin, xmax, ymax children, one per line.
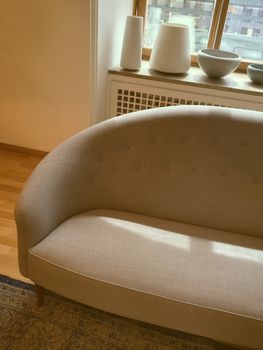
<box><xmin>150</xmin><ymin>23</ymin><xmax>191</xmax><ymax>74</ymax></box>
<box><xmin>120</xmin><ymin>16</ymin><xmax>143</xmax><ymax>71</ymax></box>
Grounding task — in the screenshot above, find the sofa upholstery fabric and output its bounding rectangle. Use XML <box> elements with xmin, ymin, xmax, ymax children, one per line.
<box><xmin>15</xmin><ymin>106</ymin><xmax>263</xmax><ymax>349</ymax></box>
<box><xmin>29</xmin><ymin>209</ymin><xmax>263</xmax><ymax>321</ymax></box>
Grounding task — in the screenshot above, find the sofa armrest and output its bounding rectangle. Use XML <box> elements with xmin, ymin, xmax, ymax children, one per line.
<box><xmin>15</xmin><ymin>128</ymin><xmax>97</xmax><ymax>277</ymax></box>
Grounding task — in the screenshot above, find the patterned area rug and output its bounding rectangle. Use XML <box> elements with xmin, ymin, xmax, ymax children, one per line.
<box><xmin>0</xmin><ymin>274</ymin><xmax>236</xmax><ymax>350</ymax></box>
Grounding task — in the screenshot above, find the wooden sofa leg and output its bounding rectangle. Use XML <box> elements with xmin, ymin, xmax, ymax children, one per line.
<box><xmin>36</xmin><ymin>285</ymin><xmax>45</xmax><ymax>307</ymax></box>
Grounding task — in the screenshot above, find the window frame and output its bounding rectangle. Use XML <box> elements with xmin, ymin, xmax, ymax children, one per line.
<box><xmin>134</xmin><ymin>0</ymin><xmax>262</xmax><ymax>72</ymax></box>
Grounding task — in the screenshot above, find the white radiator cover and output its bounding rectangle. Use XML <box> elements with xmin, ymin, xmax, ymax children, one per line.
<box><xmin>108</xmin><ymin>73</ymin><xmax>263</xmax><ymax>117</ymax></box>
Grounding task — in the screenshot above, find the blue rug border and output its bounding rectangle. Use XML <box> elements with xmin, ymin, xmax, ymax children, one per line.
<box><xmin>0</xmin><ymin>274</ymin><xmax>34</xmax><ymax>291</ymax></box>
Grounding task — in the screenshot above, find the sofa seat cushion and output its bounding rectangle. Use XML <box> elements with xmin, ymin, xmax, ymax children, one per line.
<box><xmin>29</xmin><ymin>209</ymin><xmax>263</xmax><ymax>318</ymax></box>
<box><xmin>28</xmin><ymin>209</ymin><xmax>263</xmax><ymax>347</ymax></box>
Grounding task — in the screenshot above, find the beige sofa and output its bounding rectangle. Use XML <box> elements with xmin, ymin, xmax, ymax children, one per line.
<box><xmin>15</xmin><ymin>106</ymin><xmax>263</xmax><ymax>349</ymax></box>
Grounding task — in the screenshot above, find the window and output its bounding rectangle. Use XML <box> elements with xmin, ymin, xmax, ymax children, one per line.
<box><xmin>220</xmin><ymin>1</ymin><xmax>263</xmax><ymax>61</ymax></box>
<box><xmin>144</xmin><ymin>0</ymin><xmax>215</xmax><ymax>52</ymax></box>
<box><xmin>134</xmin><ymin>0</ymin><xmax>263</xmax><ymax>69</ymax></box>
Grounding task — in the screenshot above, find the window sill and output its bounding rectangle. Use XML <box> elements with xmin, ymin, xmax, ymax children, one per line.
<box><xmin>109</xmin><ymin>61</ymin><xmax>263</xmax><ymax>98</ymax></box>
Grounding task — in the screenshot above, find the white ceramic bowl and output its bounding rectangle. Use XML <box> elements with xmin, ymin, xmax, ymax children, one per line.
<box><xmin>247</xmin><ymin>64</ymin><xmax>263</xmax><ymax>84</ymax></box>
<box><xmin>197</xmin><ymin>49</ymin><xmax>241</xmax><ymax>78</ymax></box>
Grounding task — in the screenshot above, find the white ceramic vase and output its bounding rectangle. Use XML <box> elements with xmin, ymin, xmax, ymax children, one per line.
<box><xmin>150</xmin><ymin>23</ymin><xmax>191</xmax><ymax>74</ymax></box>
<box><xmin>120</xmin><ymin>16</ymin><xmax>143</xmax><ymax>71</ymax></box>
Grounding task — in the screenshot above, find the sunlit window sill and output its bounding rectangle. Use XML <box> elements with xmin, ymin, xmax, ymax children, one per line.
<box><xmin>109</xmin><ymin>61</ymin><xmax>263</xmax><ymax>98</ymax></box>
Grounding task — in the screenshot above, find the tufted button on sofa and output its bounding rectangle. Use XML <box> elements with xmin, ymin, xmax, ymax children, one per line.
<box><xmin>15</xmin><ymin>106</ymin><xmax>263</xmax><ymax>349</ymax></box>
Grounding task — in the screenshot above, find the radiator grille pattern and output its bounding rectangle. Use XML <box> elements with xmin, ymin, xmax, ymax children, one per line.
<box><xmin>116</xmin><ymin>88</ymin><xmax>226</xmax><ymax>116</ymax></box>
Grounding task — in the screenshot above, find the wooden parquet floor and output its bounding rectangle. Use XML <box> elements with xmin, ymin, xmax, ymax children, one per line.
<box><xmin>0</xmin><ymin>149</ymin><xmax>43</xmax><ymax>282</ymax></box>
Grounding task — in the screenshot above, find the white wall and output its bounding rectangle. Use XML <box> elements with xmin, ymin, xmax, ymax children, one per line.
<box><xmin>94</xmin><ymin>0</ymin><xmax>134</xmax><ymax>123</ymax></box>
<box><xmin>0</xmin><ymin>0</ymin><xmax>92</xmax><ymax>152</ymax></box>
<box><xmin>0</xmin><ymin>0</ymin><xmax>133</xmax><ymax>151</ymax></box>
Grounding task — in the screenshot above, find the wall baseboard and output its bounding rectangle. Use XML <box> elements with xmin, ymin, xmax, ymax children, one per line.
<box><xmin>0</xmin><ymin>143</ymin><xmax>48</xmax><ymax>157</ymax></box>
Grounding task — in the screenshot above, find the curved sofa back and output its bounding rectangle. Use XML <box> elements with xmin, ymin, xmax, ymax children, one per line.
<box><xmin>16</xmin><ymin>105</ymin><xmax>263</xmax><ymax>276</ymax></box>
<box><xmin>51</xmin><ymin>105</ymin><xmax>263</xmax><ymax>238</ymax></box>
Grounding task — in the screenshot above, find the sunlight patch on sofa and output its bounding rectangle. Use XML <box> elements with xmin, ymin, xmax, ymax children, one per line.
<box><xmin>100</xmin><ymin>217</ymin><xmax>190</xmax><ymax>250</ymax></box>
<box><xmin>212</xmin><ymin>242</ymin><xmax>263</xmax><ymax>263</ymax></box>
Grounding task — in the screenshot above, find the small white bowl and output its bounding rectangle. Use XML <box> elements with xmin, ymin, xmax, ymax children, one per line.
<box><xmin>247</xmin><ymin>64</ymin><xmax>263</xmax><ymax>85</ymax></box>
<box><xmin>197</xmin><ymin>49</ymin><xmax>241</xmax><ymax>78</ymax></box>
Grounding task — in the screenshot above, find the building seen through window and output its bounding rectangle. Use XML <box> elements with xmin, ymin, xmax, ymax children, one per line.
<box><xmin>144</xmin><ymin>0</ymin><xmax>263</xmax><ymax>61</ymax></box>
